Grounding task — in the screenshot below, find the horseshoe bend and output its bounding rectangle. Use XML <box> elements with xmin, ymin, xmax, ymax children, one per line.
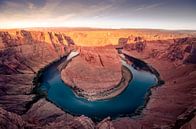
<box><xmin>0</xmin><ymin>28</ymin><xmax>196</xmax><ymax>129</ymax></box>
<box><xmin>60</xmin><ymin>47</ymin><xmax>132</xmax><ymax>101</ymax></box>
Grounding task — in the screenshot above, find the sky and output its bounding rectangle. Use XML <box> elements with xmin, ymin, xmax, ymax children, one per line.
<box><xmin>0</xmin><ymin>0</ymin><xmax>196</xmax><ymax>30</ymax></box>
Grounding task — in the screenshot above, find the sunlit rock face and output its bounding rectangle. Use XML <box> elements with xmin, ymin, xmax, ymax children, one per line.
<box><xmin>60</xmin><ymin>47</ymin><xmax>130</xmax><ymax>100</ymax></box>
<box><xmin>0</xmin><ymin>28</ymin><xmax>195</xmax><ymax>129</ymax></box>
<box><xmin>16</xmin><ymin>28</ymin><xmax>194</xmax><ymax>46</ymax></box>
<box><xmin>0</xmin><ymin>30</ymin><xmax>74</xmax><ymax>76</ymax></box>
<box><xmin>62</xmin><ymin>47</ymin><xmax>121</xmax><ymax>90</ymax></box>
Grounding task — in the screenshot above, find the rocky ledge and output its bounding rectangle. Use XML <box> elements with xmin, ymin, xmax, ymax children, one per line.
<box><xmin>0</xmin><ymin>29</ymin><xmax>195</xmax><ymax>129</ymax></box>
<box><xmin>61</xmin><ymin>47</ymin><xmax>132</xmax><ymax>101</ymax></box>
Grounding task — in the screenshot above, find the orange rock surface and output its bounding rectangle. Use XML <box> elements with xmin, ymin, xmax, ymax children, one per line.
<box><xmin>61</xmin><ymin>47</ymin><xmax>122</xmax><ymax>92</ymax></box>
<box><xmin>1</xmin><ymin>28</ymin><xmax>195</xmax><ymax>47</ymax></box>
<box><xmin>0</xmin><ymin>28</ymin><xmax>195</xmax><ymax>128</ymax></box>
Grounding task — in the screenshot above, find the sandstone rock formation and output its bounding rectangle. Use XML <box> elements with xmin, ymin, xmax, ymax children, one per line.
<box><xmin>180</xmin><ymin>116</ymin><xmax>196</xmax><ymax>129</ymax></box>
<box><xmin>0</xmin><ymin>29</ymin><xmax>76</xmax><ymax>129</ymax></box>
<box><xmin>61</xmin><ymin>47</ymin><xmax>132</xmax><ymax>100</ymax></box>
<box><xmin>121</xmin><ymin>37</ymin><xmax>196</xmax><ymax>129</ymax></box>
<box><xmin>184</xmin><ymin>38</ymin><xmax>196</xmax><ymax>63</ymax></box>
<box><xmin>0</xmin><ymin>107</ymin><xmax>29</xmax><ymax>129</ymax></box>
<box><xmin>28</xmin><ymin>28</ymin><xmax>195</xmax><ymax>46</ymax></box>
<box><xmin>0</xmin><ymin>29</ymin><xmax>195</xmax><ymax>129</ymax></box>
<box><xmin>61</xmin><ymin>47</ymin><xmax>122</xmax><ymax>90</ymax></box>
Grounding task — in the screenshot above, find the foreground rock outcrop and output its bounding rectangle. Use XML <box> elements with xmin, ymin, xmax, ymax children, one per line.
<box><xmin>0</xmin><ymin>29</ymin><xmax>195</xmax><ymax>129</ymax></box>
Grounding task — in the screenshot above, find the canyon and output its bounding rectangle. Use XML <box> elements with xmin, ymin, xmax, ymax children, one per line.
<box><xmin>0</xmin><ymin>28</ymin><xmax>196</xmax><ymax>129</ymax></box>
<box><xmin>60</xmin><ymin>47</ymin><xmax>132</xmax><ymax>101</ymax></box>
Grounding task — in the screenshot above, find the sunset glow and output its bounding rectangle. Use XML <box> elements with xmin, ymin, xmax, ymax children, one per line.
<box><xmin>0</xmin><ymin>0</ymin><xmax>196</xmax><ymax>30</ymax></box>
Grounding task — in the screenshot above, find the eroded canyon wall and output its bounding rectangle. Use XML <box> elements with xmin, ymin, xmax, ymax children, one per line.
<box><xmin>0</xmin><ymin>29</ymin><xmax>195</xmax><ymax>129</ymax></box>
<box><xmin>2</xmin><ymin>28</ymin><xmax>194</xmax><ymax>46</ymax></box>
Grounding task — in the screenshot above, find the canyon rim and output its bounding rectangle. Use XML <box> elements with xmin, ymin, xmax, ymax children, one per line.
<box><xmin>0</xmin><ymin>0</ymin><xmax>196</xmax><ymax>129</ymax></box>
<box><xmin>0</xmin><ymin>28</ymin><xmax>195</xmax><ymax>129</ymax></box>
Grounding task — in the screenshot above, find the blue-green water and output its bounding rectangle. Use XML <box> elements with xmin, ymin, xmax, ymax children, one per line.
<box><xmin>37</xmin><ymin>54</ymin><xmax>158</xmax><ymax>120</ymax></box>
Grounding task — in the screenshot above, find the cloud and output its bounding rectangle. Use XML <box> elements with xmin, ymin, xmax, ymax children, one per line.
<box><xmin>27</xmin><ymin>2</ymin><xmax>35</xmax><ymax>9</ymax></box>
<box><xmin>3</xmin><ymin>1</ymin><xmax>22</xmax><ymax>8</ymax></box>
<box><xmin>0</xmin><ymin>0</ymin><xmax>121</xmax><ymax>20</ymax></box>
<box><xmin>0</xmin><ymin>0</ymin><xmax>116</xmax><ymax>28</ymax></box>
<box><xmin>0</xmin><ymin>0</ymin><xmax>195</xmax><ymax>29</ymax></box>
<box><xmin>134</xmin><ymin>3</ymin><xmax>163</xmax><ymax>12</ymax></box>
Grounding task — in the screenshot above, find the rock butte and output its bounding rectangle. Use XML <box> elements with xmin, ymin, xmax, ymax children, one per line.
<box><xmin>0</xmin><ymin>28</ymin><xmax>195</xmax><ymax>129</ymax></box>
<box><xmin>61</xmin><ymin>47</ymin><xmax>132</xmax><ymax>100</ymax></box>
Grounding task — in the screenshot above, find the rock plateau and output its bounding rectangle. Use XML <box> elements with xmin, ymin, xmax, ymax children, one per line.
<box><xmin>0</xmin><ymin>28</ymin><xmax>195</xmax><ymax>129</ymax></box>
<box><xmin>61</xmin><ymin>47</ymin><xmax>131</xmax><ymax>100</ymax></box>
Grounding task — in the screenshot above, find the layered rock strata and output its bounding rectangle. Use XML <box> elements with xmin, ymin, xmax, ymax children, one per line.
<box><xmin>0</xmin><ymin>29</ymin><xmax>195</xmax><ymax>129</ymax></box>
<box><xmin>61</xmin><ymin>47</ymin><xmax>132</xmax><ymax>100</ymax></box>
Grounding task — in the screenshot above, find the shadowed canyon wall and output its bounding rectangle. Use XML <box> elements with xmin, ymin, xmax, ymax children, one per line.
<box><xmin>0</xmin><ymin>29</ymin><xmax>195</xmax><ymax>129</ymax></box>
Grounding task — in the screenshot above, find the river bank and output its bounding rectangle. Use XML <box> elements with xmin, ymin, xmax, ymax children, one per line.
<box><xmin>0</xmin><ymin>29</ymin><xmax>195</xmax><ymax>129</ymax></box>
<box><xmin>60</xmin><ymin>47</ymin><xmax>132</xmax><ymax>101</ymax></box>
<box><xmin>32</xmin><ymin>48</ymin><xmax>158</xmax><ymax>120</ymax></box>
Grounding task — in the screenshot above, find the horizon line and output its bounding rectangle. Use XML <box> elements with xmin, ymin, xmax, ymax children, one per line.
<box><xmin>0</xmin><ymin>26</ymin><xmax>196</xmax><ymax>32</ymax></box>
